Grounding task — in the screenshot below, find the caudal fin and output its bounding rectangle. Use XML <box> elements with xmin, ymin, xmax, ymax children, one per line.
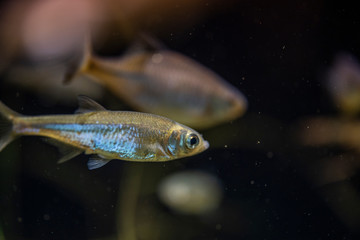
<box><xmin>0</xmin><ymin>101</ymin><xmax>21</xmax><ymax>151</ymax></box>
<box><xmin>63</xmin><ymin>33</ymin><xmax>93</xmax><ymax>84</ymax></box>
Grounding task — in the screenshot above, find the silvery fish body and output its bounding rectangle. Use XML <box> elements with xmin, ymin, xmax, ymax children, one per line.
<box><xmin>0</xmin><ymin>96</ymin><xmax>209</xmax><ymax>170</ymax></box>
<box><xmin>66</xmin><ymin>35</ymin><xmax>247</xmax><ymax>129</ymax></box>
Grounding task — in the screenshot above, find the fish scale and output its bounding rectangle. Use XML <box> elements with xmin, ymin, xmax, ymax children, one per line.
<box><xmin>35</xmin><ymin>122</ymin><xmax>158</xmax><ymax>159</ymax></box>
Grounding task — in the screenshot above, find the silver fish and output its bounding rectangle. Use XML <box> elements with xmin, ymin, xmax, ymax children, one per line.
<box><xmin>65</xmin><ymin>34</ymin><xmax>247</xmax><ymax>129</ymax></box>
<box><xmin>0</xmin><ymin>96</ymin><xmax>209</xmax><ymax>170</ymax></box>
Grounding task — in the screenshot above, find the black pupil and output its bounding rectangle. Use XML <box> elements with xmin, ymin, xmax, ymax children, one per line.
<box><xmin>190</xmin><ymin>136</ymin><xmax>198</xmax><ymax>145</ymax></box>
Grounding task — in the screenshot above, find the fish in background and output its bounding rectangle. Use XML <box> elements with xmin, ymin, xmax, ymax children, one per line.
<box><xmin>299</xmin><ymin>117</ymin><xmax>360</xmax><ymax>151</ymax></box>
<box><xmin>64</xmin><ymin>34</ymin><xmax>247</xmax><ymax>129</ymax></box>
<box><xmin>298</xmin><ymin>52</ymin><xmax>360</xmax><ymax>185</ymax></box>
<box><xmin>298</xmin><ymin>52</ymin><xmax>360</xmax><ymax>232</ymax></box>
<box><xmin>298</xmin><ymin>117</ymin><xmax>360</xmax><ymax>232</ymax></box>
<box><xmin>0</xmin><ymin>0</ymin><xmax>105</xmax><ymax>105</ymax></box>
<box><xmin>327</xmin><ymin>52</ymin><xmax>360</xmax><ymax>117</ymax></box>
<box><xmin>299</xmin><ymin>52</ymin><xmax>360</xmax><ymax>152</ymax></box>
<box><xmin>0</xmin><ymin>96</ymin><xmax>209</xmax><ymax>170</ymax></box>
<box><xmin>157</xmin><ymin>170</ymin><xmax>222</xmax><ymax>215</ymax></box>
<box><xmin>4</xmin><ymin>64</ymin><xmax>104</xmax><ymax>105</ymax></box>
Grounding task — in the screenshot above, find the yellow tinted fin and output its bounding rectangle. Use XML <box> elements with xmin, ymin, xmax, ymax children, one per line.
<box><xmin>106</xmin><ymin>33</ymin><xmax>165</xmax><ymax>73</ymax></box>
<box><xmin>0</xmin><ymin>101</ymin><xmax>21</xmax><ymax>151</ymax></box>
<box><xmin>43</xmin><ymin>138</ymin><xmax>83</xmax><ymax>163</ymax></box>
<box><xmin>137</xmin><ymin>32</ymin><xmax>167</xmax><ymax>50</ymax></box>
<box><xmin>75</xmin><ymin>95</ymin><xmax>107</xmax><ymax>114</ymax></box>
<box><xmin>57</xmin><ymin>150</ymin><xmax>83</xmax><ymax>164</ymax></box>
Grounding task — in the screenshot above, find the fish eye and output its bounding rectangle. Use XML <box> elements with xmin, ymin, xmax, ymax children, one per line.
<box><xmin>186</xmin><ymin>133</ymin><xmax>199</xmax><ymax>149</ymax></box>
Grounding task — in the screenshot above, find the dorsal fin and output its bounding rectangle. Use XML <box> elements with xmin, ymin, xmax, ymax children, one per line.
<box><xmin>76</xmin><ymin>95</ymin><xmax>106</xmax><ymax>114</ymax></box>
<box><xmin>123</xmin><ymin>32</ymin><xmax>166</xmax><ymax>57</ymax></box>
<box><xmin>137</xmin><ymin>32</ymin><xmax>167</xmax><ymax>51</ymax></box>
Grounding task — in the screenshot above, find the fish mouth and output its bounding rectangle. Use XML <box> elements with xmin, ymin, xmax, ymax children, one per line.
<box><xmin>232</xmin><ymin>94</ymin><xmax>248</xmax><ymax>118</ymax></box>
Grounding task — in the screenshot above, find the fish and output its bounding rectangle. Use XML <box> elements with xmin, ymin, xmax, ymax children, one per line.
<box><xmin>299</xmin><ymin>116</ymin><xmax>360</xmax><ymax>150</ymax></box>
<box><xmin>0</xmin><ymin>96</ymin><xmax>209</xmax><ymax>170</ymax></box>
<box><xmin>327</xmin><ymin>52</ymin><xmax>360</xmax><ymax>116</ymax></box>
<box><xmin>4</xmin><ymin>64</ymin><xmax>104</xmax><ymax>105</ymax></box>
<box><xmin>158</xmin><ymin>170</ymin><xmax>223</xmax><ymax>215</ymax></box>
<box><xmin>64</xmin><ymin>34</ymin><xmax>247</xmax><ymax>129</ymax></box>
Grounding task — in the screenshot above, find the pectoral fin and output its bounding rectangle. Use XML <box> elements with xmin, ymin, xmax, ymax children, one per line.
<box><xmin>156</xmin><ymin>143</ymin><xmax>171</xmax><ymax>160</ymax></box>
<box><xmin>87</xmin><ymin>155</ymin><xmax>111</xmax><ymax>170</ymax></box>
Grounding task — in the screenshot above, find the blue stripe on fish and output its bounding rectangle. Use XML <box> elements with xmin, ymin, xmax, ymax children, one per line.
<box><xmin>40</xmin><ymin>123</ymin><xmax>154</xmax><ymax>159</ymax></box>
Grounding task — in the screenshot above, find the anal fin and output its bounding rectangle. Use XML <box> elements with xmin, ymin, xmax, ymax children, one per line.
<box><xmin>43</xmin><ymin>138</ymin><xmax>83</xmax><ymax>163</ymax></box>
<box><xmin>0</xmin><ymin>132</ymin><xmax>16</xmax><ymax>152</ymax></box>
<box><xmin>58</xmin><ymin>148</ymin><xmax>83</xmax><ymax>164</ymax></box>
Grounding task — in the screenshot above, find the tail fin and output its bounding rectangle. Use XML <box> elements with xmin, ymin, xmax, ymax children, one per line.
<box><xmin>0</xmin><ymin>101</ymin><xmax>21</xmax><ymax>151</ymax></box>
<box><xmin>63</xmin><ymin>33</ymin><xmax>93</xmax><ymax>84</ymax></box>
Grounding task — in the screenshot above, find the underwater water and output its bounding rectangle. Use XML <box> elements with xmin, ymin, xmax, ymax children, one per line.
<box><xmin>1</xmin><ymin>0</ymin><xmax>360</xmax><ymax>239</ymax></box>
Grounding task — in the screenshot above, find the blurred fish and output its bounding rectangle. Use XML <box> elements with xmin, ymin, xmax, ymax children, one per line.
<box><xmin>4</xmin><ymin>64</ymin><xmax>104</xmax><ymax>105</ymax></box>
<box><xmin>299</xmin><ymin>117</ymin><xmax>360</xmax><ymax>150</ymax></box>
<box><xmin>304</xmin><ymin>154</ymin><xmax>360</xmax><ymax>187</ymax></box>
<box><xmin>0</xmin><ymin>96</ymin><xmax>209</xmax><ymax>170</ymax></box>
<box><xmin>65</xmin><ymin>35</ymin><xmax>247</xmax><ymax>129</ymax></box>
<box><xmin>157</xmin><ymin>170</ymin><xmax>222</xmax><ymax>215</ymax></box>
<box><xmin>327</xmin><ymin>52</ymin><xmax>360</xmax><ymax>116</ymax></box>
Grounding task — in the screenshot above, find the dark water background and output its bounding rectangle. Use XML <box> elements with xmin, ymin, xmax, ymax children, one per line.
<box><xmin>1</xmin><ymin>0</ymin><xmax>360</xmax><ymax>239</ymax></box>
